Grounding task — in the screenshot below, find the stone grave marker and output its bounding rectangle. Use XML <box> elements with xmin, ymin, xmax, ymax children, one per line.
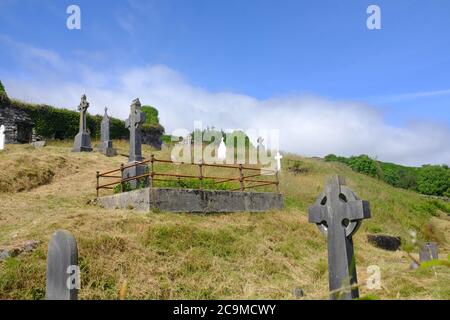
<box><xmin>0</xmin><ymin>125</ymin><xmax>5</xmax><ymax>150</ymax></box>
<box><xmin>72</xmin><ymin>94</ymin><xmax>93</xmax><ymax>152</ymax></box>
<box><xmin>46</xmin><ymin>230</ymin><xmax>79</xmax><ymax>300</ymax></box>
<box><xmin>124</xmin><ymin>98</ymin><xmax>148</xmax><ymax>189</ymax></box>
<box><xmin>308</xmin><ymin>176</ymin><xmax>371</xmax><ymax>300</ymax></box>
<box><xmin>419</xmin><ymin>242</ymin><xmax>439</xmax><ymax>263</ymax></box>
<box><xmin>97</xmin><ymin>107</ymin><xmax>117</xmax><ymax>157</ymax></box>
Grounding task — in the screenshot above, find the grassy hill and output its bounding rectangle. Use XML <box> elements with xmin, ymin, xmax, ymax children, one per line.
<box><xmin>0</xmin><ymin>141</ymin><xmax>449</xmax><ymax>300</ymax></box>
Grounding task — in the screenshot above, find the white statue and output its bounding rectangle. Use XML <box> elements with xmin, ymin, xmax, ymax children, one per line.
<box><xmin>275</xmin><ymin>151</ymin><xmax>283</xmax><ymax>172</ymax></box>
<box><xmin>217</xmin><ymin>137</ymin><xmax>227</xmax><ymax>162</ymax></box>
<box><xmin>0</xmin><ymin>125</ymin><xmax>5</xmax><ymax>151</ymax></box>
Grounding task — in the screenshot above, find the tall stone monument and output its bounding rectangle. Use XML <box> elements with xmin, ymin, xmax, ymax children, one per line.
<box><xmin>124</xmin><ymin>98</ymin><xmax>148</xmax><ymax>188</ymax></box>
<box><xmin>45</xmin><ymin>230</ymin><xmax>79</xmax><ymax>300</ymax></box>
<box><xmin>72</xmin><ymin>94</ymin><xmax>93</xmax><ymax>152</ymax></box>
<box><xmin>308</xmin><ymin>176</ymin><xmax>371</xmax><ymax>300</ymax></box>
<box><xmin>97</xmin><ymin>107</ymin><xmax>116</xmax><ymax>157</ymax></box>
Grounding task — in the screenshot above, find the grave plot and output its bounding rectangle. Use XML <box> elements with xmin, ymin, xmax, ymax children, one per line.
<box><xmin>96</xmin><ymin>156</ymin><xmax>284</xmax><ymax>213</ymax></box>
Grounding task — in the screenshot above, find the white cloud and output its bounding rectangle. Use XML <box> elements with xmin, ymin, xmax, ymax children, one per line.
<box><xmin>1</xmin><ymin>40</ymin><xmax>449</xmax><ymax>167</ymax></box>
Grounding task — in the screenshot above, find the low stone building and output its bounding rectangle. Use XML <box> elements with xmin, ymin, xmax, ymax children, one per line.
<box><xmin>0</xmin><ymin>101</ymin><xmax>34</xmax><ymax>144</ymax></box>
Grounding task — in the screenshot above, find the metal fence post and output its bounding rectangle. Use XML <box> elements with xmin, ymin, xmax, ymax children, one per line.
<box><xmin>96</xmin><ymin>171</ymin><xmax>100</xmax><ymax>197</ymax></box>
<box><xmin>239</xmin><ymin>164</ymin><xmax>245</xmax><ymax>191</ymax></box>
<box><xmin>150</xmin><ymin>154</ymin><xmax>155</xmax><ymax>188</ymax></box>
<box><xmin>199</xmin><ymin>161</ymin><xmax>203</xmax><ymax>190</ymax></box>
<box><xmin>275</xmin><ymin>170</ymin><xmax>280</xmax><ymax>193</ymax></box>
<box><xmin>120</xmin><ymin>164</ymin><xmax>125</xmax><ymax>192</ymax></box>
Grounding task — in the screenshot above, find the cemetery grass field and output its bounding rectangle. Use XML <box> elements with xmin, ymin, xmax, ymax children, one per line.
<box><xmin>0</xmin><ymin>140</ymin><xmax>449</xmax><ymax>300</ymax></box>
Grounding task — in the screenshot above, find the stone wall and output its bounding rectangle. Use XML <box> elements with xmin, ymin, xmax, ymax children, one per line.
<box><xmin>0</xmin><ymin>104</ymin><xmax>34</xmax><ymax>144</ymax></box>
<box><xmin>97</xmin><ymin>187</ymin><xmax>284</xmax><ymax>213</ymax></box>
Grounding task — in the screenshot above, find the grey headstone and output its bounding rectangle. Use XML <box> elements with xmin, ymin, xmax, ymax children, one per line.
<box><xmin>97</xmin><ymin>107</ymin><xmax>117</xmax><ymax>157</ymax></box>
<box><xmin>72</xmin><ymin>94</ymin><xmax>93</xmax><ymax>152</ymax></box>
<box><xmin>45</xmin><ymin>230</ymin><xmax>79</xmax><ymax>300</ymax></box>
<box><xmin>308</xmin><ymin>176</ymin><xmax>371</xmax><ymax>300</ymax></box>
<box><xmin>124</xmin><ymin>98</ymin><xmax>148</xmax><ymax>189</ymax></box>
<box><xmin>419</xmin><ymin>242</ymin><xmax>439</xmax><ymax>263</ymax></box>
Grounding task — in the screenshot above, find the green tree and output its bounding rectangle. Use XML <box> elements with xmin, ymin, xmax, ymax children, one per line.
<box><xmin>348</xmin><ymin>155</ymin><xmax>378</xmax><ymax>177</ymax></box>
<box><xmin>417</xmin><ymin>165</ymin><xmax>450</xmax><ymax>196</ymax></box>
<box><xmin>141</xmin><ymin>105</ymin><xmax>160</xmax><ymax>126</ymax></box>
<box><xmin>0</xmin><ymin>80</ymin><xmax>5</xmax><ymax>94</ymax></box>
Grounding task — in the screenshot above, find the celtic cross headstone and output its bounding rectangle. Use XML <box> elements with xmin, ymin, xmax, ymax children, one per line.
<box><xmin>97</xmin><ymin>107</ymin><xmax>116</xmax><ymax>157</ymax></box>
<box><xmin>72</xmin><ymin>94</ymin><xmax>93</xmax><ymax>152</ymax></box>
<box><xmin>308</xmin><ymin>176</ymin><xmax>371</xmax><ymax>300</ymax></box>
<box><xmin>45</xmin><ymin>230</ymin><xmax>79</xmax><ymax>300</ymax></box>
<box><xmin>123</xmin><ymin>98</ymin><xmax>148</xmax><ymax>188</ymax></box>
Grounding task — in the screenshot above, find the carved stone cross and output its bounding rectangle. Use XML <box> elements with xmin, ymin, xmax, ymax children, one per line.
<box><xmin>308</xmin><ymin>176</ymin><xmax>371</xmax><ymax>300</ymax></box>
<box><xmin>77</xmin><ymin>94</ymin><xmax>89</xmax><ymax>134</ymax></box>
<box><xmin>72</xmin><ymin>94</ymin><xmax>92</xmax><ymax>152</ymax></box>
<box><xmin>125</xmin><ymin>98</ymin><xmax>146</xmax><ymax>162</ymax></box>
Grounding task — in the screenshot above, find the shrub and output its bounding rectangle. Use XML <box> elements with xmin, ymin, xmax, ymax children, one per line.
<box><xmin>11</xmin><ymin>100</ymin><xmax>130</xmax><ymax>140</ymax></box>
<box><xmin>417</xmin><ymin>165</ymin><xmax>450</xmax><ymax>196</ymax></box>
<box><xmin>348</xmin><ymin>155</ymin><xmax>378</xmax><ymax>177</ymax></box>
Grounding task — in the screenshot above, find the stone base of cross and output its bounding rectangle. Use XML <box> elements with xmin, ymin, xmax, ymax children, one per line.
<box><xmin>308</xmin><ymin>175</ymin><xmax>371</xmax><ymax>300</ymax></box>
<box><xmin>72</xmin><ymin>132</ymin><xmax>93</xmax><ymax>152</ymax></box>
<box><xmin>123</xmin><ymin>162</ymin><xmax>149</xmax><ymax>189</ymax></box>
<box><xmin>97</xmin><ymin>140</ymin><xmax>117</xmax><ymax>157</ymax></box>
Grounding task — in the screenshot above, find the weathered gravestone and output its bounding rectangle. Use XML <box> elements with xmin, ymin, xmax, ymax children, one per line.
<box><xmin>72</xmin><ymin>94</ymin><xmax>93</xmax><ymax>152</ymax></box>
<box><xmin>46</xmin><ymin>230</ymin><xmax>79</xmax><ymax>300</ymax></box>
<box><xmin>419</xmin><ymin>242</ymin><xmax>439</xmax><ymax>263</ymax></box>
<box><xmin>0</xmin><ymin>124</ymin><xmax>5</xmax><ymax>150</ymax></box>
<box><xmin>123</xmin><ymin>98</ymin><xmax>149</xmax><ymax>189</ymax></box>
<box><xmin>308</xmin><ymin>176</ymin><xmax>371</xmax><ymax>300</ymax></box>
<box><xmin>97</xmin><ymin>107</ymin><xmax>117</xmax><ymax>157</ymax></box>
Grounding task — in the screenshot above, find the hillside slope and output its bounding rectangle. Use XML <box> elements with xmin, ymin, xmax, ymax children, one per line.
<box><xmin>0</xmin><ymin>141</ymin><xmax>448</xmax><ymax>300</ymax></box>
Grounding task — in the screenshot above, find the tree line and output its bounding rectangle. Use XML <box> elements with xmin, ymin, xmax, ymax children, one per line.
<box><xmin>325</xmin><ymin>154</ymin><xmax>450</xmax><ymax>197</ymax></box>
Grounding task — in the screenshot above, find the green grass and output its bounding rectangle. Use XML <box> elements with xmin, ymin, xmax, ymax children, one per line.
<box><xmin>0</xmin><ymin>142</ymin><xmax>448</xmax><ymax>300</ymax></box>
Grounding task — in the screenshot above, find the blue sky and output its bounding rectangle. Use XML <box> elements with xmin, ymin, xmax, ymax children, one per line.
<box><xmin>0</xmin><ymin>0</ymin><xmax>449</xmax><ymax>165</ymax></box>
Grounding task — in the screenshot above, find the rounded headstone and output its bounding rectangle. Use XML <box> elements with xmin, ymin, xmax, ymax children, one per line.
<box><xmin>45</xmin><ymin>230</ymin><xmax>78</xmax><ymax>300</ymax></box>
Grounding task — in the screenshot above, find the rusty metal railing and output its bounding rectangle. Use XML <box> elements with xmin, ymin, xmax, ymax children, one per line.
<box><xmin>96</xmin><ymin>155</ymin><xmax>280</xmax><ymax>197</ymax></box>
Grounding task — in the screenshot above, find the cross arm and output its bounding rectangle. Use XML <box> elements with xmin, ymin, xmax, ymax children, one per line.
<box><xmin>308</xmin><ymin>205</ymin><xmax>328</xmax><ymax>224</ymax></box>
<box><xmin>345</xmin><ymin>200</ymin><xmax>371</xmax><ymax>220</ymax></box>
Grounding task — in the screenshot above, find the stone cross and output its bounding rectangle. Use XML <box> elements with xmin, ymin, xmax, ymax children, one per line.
<box><xmin>0</xmin><ymin>125</ymin><xmax>5</xmax><ymax>150</ymax></box>
<box><xmin>72</xmin><ymin>94</ymin><xmax>93</xmax><ymax>152</ymax></box>
<box><xmin>45</xmin><ymin>230</ymin><xmax>79</xmax><ymax>300</ymax></box>
<box><xmin>123</xmin><ymin>98</ymin><xmax>148</xmax><ymax>189</ymax></box>
<box><xmin>217</xmin><ymin>137</ymin><xmax>227</xmax><ymax>162</ymax></box>
<box><xmin>97</xmin><ymin>107</ymin><xmax>116</xmax><ymax>157</ymax></box>
<box><xmin>78</xmin><ymin>94</ymin><xmax>89</xmax><ymax>134</ymax></box>
<box><xmin>125</xmin><ymin>98</ymin><xmax>146</xmax><ymax>162</ymax></box>
<box><xmin>274</xmin><ymin>152</ymin><xmax>283</xmax><ymax>172</ymax></box>
<box><xmin>308</xmin><ymin>176</ymin><xmax>371</xmax><ymax>300</ymax></box>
